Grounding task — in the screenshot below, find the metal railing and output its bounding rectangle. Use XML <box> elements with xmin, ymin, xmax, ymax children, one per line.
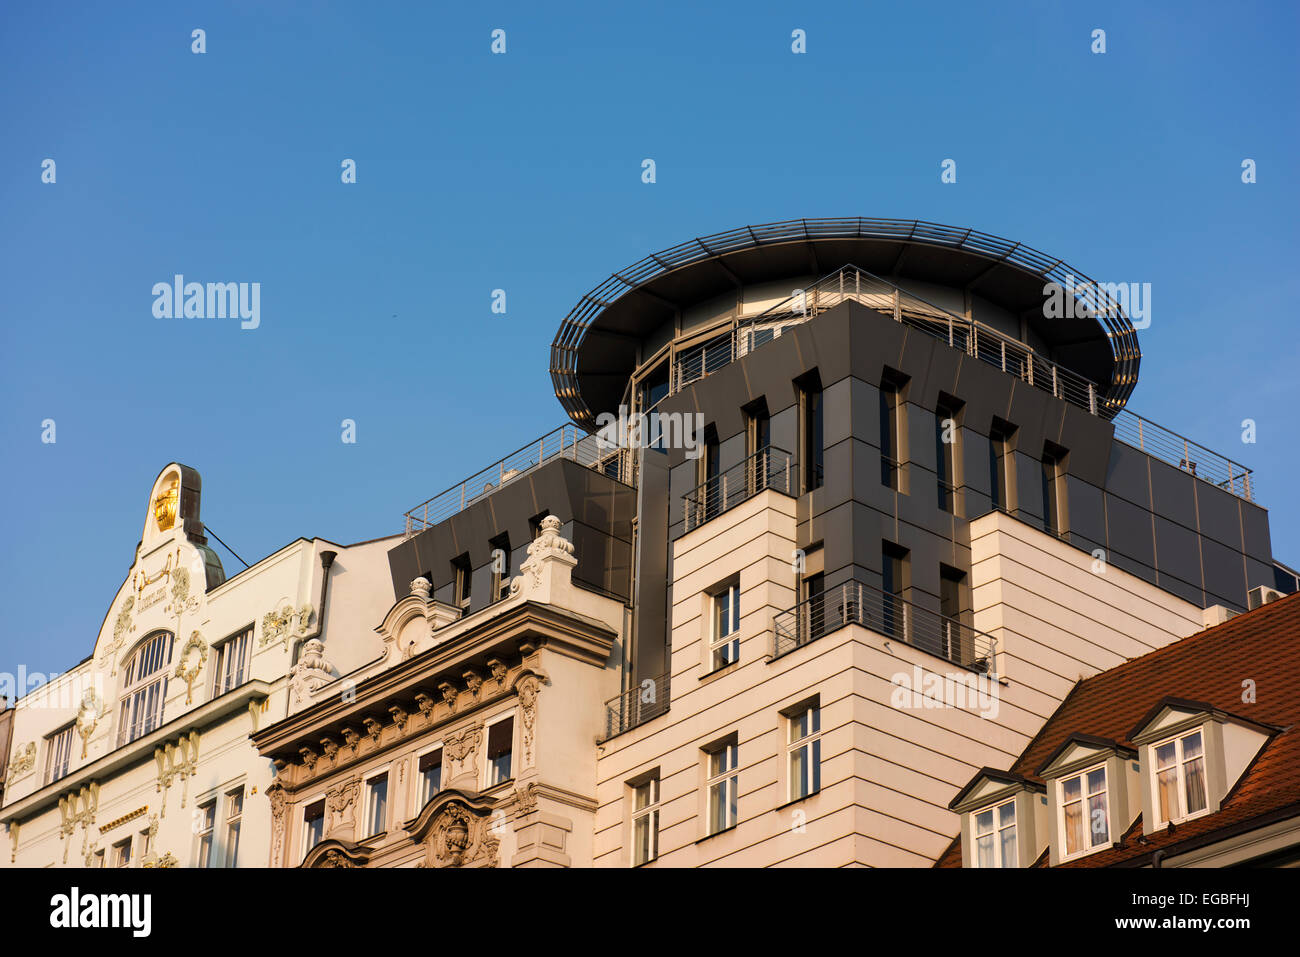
<box><xmin>772</xmin><ymin>579</ymin><xmax>998</xmax><ymax>673</ymax></box>
<box><xmin>601</xmin><ymin>670</ymin><xmax>671</xmax><ymax>741</ymax></box>
<box><xmin>670</xmin><ymin>264</ymin><xmax>1255</xmax><ymax>502</ymax></box>
<box><xmin>403</xmin><ymin>424</ymin><xmax>633</xmax><ymax>537</ymax></box>
<box><xmin>683</xmin><ymin>446</ymin><xmax>797</xmax><ymax>533</ymax></box>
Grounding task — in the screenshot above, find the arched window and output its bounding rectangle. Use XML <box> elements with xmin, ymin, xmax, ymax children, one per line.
<box><xmin>117</xmin><ymin>631</ymin><xmax>173</xmax><ymax>746</ymax></box>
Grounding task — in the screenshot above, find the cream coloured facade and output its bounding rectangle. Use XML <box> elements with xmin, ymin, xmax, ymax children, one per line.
<box><xmin>0</xmin><ymin>464</ymin><xmax>395</xmax><ymax>869</ymax></box>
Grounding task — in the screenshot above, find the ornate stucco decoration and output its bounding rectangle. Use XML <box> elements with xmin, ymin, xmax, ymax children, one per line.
<box><xmin>143</xmin><ymin>851</ymin><xmax>178</xmax><ymax>868</ymax></box>
<box><xmin>267</xmin><ymin>782</ymin><xmax>288</xmax><ymax>866</ymax></box>
<box><xmin>438</xmin><ymin>681</ymin><xmax>459</xmax><ymax>711</ymax></box>
<box><xmin>299</xmin><ymin>747</ymin><xmax>319</xmax><ymax>771</ymax></box>
<box><xmin>321</xmin><ymin>737</ymin><xmax>340</xmax><ymax>762</ymax></box>
<box><xmin>288</xmin><ymin>638</ymin><xmax>337</xmax><ymax>704</ymax></box>
<box><xmin>261</xmin><ymin>602</ymin><xmax>314</xmax><ymax>650</ymax></box>
<box><xmin>57</xmin><ymin>783</ymin><xmax>99</xmax><ymax>864</ymax></box>
<box><xmin>174</xmin><ymin>630</ymin><xmax>207</xmax><ymax>704</ymax></box>
<box><xmin>362</xmin><ymin>717</ymin><xmax>383</xmax><ymax>744</ymax></box>
<box><xmin>9</xmin><ymin>821</ymin><xmax>19</xmax><ymax>863</ymax></box>
<box><xmin>516</xmin><ymin>673</ymin><xmax>541</xmax><ymax>768</ymax></box>
<box><xmin>300</xmin><ymin>839</ymin><xmax>373</xmax><ymax>869</ymax></box>
<box><xmin>414</xmin><ymin>693</ymin><xmax>436</xmax><ymax>721</ymax></box>
<box><xmin>99</xmin><ymin>805</ymin><xmax>149</xmax><ymax>834</ymax></box>
<box><xmin>153</xmin><ymin>474</ymin><xmax>179</xmax><ymax>531</ymax></box>
<box><xmin>488</xmin><ymin>659</ymin><xmax>508</xmax><ymax>689</ymax></box>
<box><xmin>388</xmin><ymin>706</ymin><xmax>409</xmax><ymax>732</ymax></box>
<box><xmin>75</xmin><ymin>689</ymin><xmax>105</xmax><ymax>759</ymax></box>
<box><xmin>509</xmin><ymin>514</ymin><xmax>577</xmax><ymax>599</ymax></box>
<box><xmin>463</xmin><ymin>669</ymin><xmax>484</xmax><ymax>698</ymax></box>
<box><xmin>443</xmin><ymin>725</ymin><xmax>483</xmax><ymax>786</ymax></box>
<box><xmin>99</xmin><ymin>595</ymin><xmax>135</xmax><ymax>675</ymax></box>
<box><xmin>513</xmin><ymin>781</ymin><xmax>539</xmax><ymax>818</ymax></box>
<box><xmin>341</xmin><ymin>727</ymin><xmax>361</xmax><ymax>754</ymax></box>
<box><xmin>325</xmin><ymin>779</ymin><xmax>361</xmax><ymax>838</ymax></box>
<box><xmin>406</xmin><ymin>793</ymin><xmax>500</xmax><ymax>868</ymax></box>
<box><xmin>409</xmin><ymin>576</ymin><xmax>432</xmax><ymax>601</ymax></box>
<box><xmin>154</xmin><ymin>731</ymin><xmax>200</xmax><ymax>816</ymax></box>
<box><xmin>5</xmin><ymin>742</ymin><xmax>36</xmax><ymax>785</ymax></box>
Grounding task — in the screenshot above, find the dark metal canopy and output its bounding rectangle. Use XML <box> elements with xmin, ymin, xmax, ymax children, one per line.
<box><xmin>550</xmin><ymin>218</ymin><xmax>1141</xmax><ymax>429</ymax></box>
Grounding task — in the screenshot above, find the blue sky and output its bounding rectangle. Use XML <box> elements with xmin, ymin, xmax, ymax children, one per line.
<box><xmin>2</xmin><ymin>0</ymin><xmax>1297</xmax><ymax>677</ymax></box>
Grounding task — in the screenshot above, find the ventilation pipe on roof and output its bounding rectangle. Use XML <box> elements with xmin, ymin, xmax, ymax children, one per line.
<box><xmin>291</xmin><ymin>549</ymin><xmax>338</xmax><ymax>666</ymax></box>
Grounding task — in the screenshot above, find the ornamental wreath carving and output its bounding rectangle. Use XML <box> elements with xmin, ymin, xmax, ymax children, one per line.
<box><xmin>174</xmin><ymin>631</ymin><xmax>207</xmax><ymax>704</ymax></box>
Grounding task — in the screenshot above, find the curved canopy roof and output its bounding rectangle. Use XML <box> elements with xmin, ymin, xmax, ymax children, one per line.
<box><xmin>551</xmin><ymin>218</ymin><xmax>1141</xmax><ymax>428</ymax></box>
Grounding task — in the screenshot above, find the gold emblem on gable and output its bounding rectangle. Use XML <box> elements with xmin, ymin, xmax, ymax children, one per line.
<box><xmin>153</xmin><ymin>476</ymin><xmax>179</xmax><ymax>532</ymax></box>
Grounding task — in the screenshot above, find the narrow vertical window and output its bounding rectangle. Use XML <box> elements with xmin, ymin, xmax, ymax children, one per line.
<box><xmin>44</xmin><ymin>724</ymin><xmax>74</xmax><ymax>785</ymax></box>
<box><xmin>212</xmin><ymin>626</ymin><xmax>252</xmax><ymax>697</ymax></box>
<box><xmin>1060</xmin><ymin>765</ymin><xmax>1109</xmax><ymax>857</ymax></box>
<box><xmin>224</xmin><ymin>788</ymin><xmax>243</xmax><ymax>867</ymax></box>
<box><xmin>631</xmin><ymin>777</ymin><xmax>661</xmax><ymax>866</ymax></box>
<box><xmin>302</xmin><ymin>799</ymin><xmax>326</xmax><ymax>860</ymax></box>
<box><xmin>935</xmin><ymin>399</ymin><xmax>961</xmax><ymax>512</ymax></box>
<box><xmin>419</xmin><ymin>747</ymin><xmax>444</xmax><ymax>806</ymax></box>
<box><xmin>745</xmin><ymin>400</ymin><xmax>772</xmax><ymax>495</ymax></box>
<box><xmin>489</xmin><ymin>534</ymin><xmax>511</xmax><ymax>602</ymax></box>
<box><xmin>939</xmin><ymin>565</ymin><xmax>966</xmax><ymax>662</ymax></box>
<box><xmin>881</xmin><ymin>542</ymin><xmax>909</xmax><ymax>640</ymax></box>
<box><xmin>989</xmin><ymin>421</ymin><xmax>1017</xmax><ymax>513</ymax></box>
<box><xmin>706</xmin><ymin>742</ymin><xmax>739</xmax><ymax>834</ymax></box>
<box><xmin>452</xmin><ymin>554</ymin><xmax>472</xmax><ymax>611</ymax></box>
<box><xmin>880</xmin><ymin>381</ymin><xmax>901</xmax><ymax>489</ymax></box>
<box><xmin>111</xmin><ymin>837</ymin><xmax>132</xmax><ymax>868</ymax></box>
<box><xmin>787</xmin><ymin>703</ymin><xmax>822</xmax><ymax>801</ymax></box>
<box><xmin>799</xmin><ymin>375</ymin><xmax>824</xmax><ymax>493</ymax></box>
<box><xmin>195</xmin><ymin>800</ymin><xmax>216</xmax><ymax>867</ymax></box>
<box><xmin>487</xmin><ymin>716</ymin><xmax>515</xmax><ymax>786</ymax></box>
<box><xmin>1041</xmin><ymin>444</ymin><xmax>1067</xmax><ymax>536</ymax></box>
<box><xmin>364</xmin><ymin>772</ymin><xmax>389</xmax><ymax>837</ymax></box>
<box><xmin>710</xmin><ymin>582</ymin><xmax>741</xmax><ymax>670</ymax></box>
<box><xmin>1154</xmin><ymin>730</ymin><xmax>1208</xmax><ymax>824</ymax></box>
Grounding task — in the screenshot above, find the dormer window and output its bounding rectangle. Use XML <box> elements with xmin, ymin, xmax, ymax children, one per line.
<box><xmin>1152</xmin><ymin>729</ymin><xmax>1209</xmax><ymax>825</ymax></box>
<box><xmin>1060</xmin><ymin>764</ymin><xmax>1110</xmax><ymax>858</ymax></box>
<box><xmin>973</xmin><ymin>798</ymin><xmax>1017</xmax><ymax>868</ymax></box>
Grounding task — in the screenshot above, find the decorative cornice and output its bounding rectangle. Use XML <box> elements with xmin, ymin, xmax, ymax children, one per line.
<box><xmin>99</xmin><ymin>805</ymin><xmax>149</xmax><ymax>834</ymax></box>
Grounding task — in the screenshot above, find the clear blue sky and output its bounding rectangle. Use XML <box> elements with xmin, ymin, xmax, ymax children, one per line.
<box><xmin>2</xmin><ymin>1</ymin><xmax>1297</xmax><ymax>678</ymax></box>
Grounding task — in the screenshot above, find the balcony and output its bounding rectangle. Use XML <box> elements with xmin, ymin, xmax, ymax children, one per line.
<box><xmin>403</xmin><ymin>424</ymin><xmax>634</xmax><ymax>537</ymax></box>
<box><xmin>772</xmin><ymin>578</ymin><xmax>998</xmax><ymax>673</ymax></box>
<box><xmin>683</xmin><ymin>446</ymin><xmax>797</xmax><ymax>533</ymax></box>
<box><xmin>600</xmin><ymin>670</ymin><xmax>671</xmax><ymax>741</ymax></box>
<box><xmin>669</xmin><ymin>265</ymin><xmax>1255</xmax><ymax>503</ymax></box>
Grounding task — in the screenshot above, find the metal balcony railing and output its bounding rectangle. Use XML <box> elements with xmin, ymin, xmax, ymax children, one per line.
<box><xmin>683</xmin><ymin>446</ymin><xmax>797</xmax><ymax>533</ymax></box>
<box><xmin>600</xmin><ymin>670</ymin><xmax>671</xmax><ymax>741</ymax></box>
<box><xmin>670</xmin><ymin>265</ymin><xmax>1255</xmax><ymax>503</ymax></box>
<box><xmin>772</xmin><ymin>579</ymin><xmax>999</xmax><ymax>673</ymax></box>
<box><xmin>403</xmin><ymin>425</ymin><xmax>634</xmax><ymax>537</ymax></box>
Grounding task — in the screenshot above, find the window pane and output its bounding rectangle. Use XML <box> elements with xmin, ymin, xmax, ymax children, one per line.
<box><xmin>999</xmin><ymin>821</ymin><xmax>1017</xmax><ymax>868</ymax></box>
<box><xmin>1087</xmin><ymin>792</ymin><xmax>1108</xmax><ymax>845</ymax></box>
<box><xmin>1183</xmin><ymin>755</ymin><xmax>1208</xmax><ymax>815</ymax></box>
<box><xmin>1154</xmin><ymin>740</ymin><xmax>1176</xmax><ymax>770</ymax></box>
<box><xmin>1156</xmin><ymin>766</ymin><xmax>1179</xmax><ymax>823</ymax></box>
<box><xmin>974</xmin><ymin>809</ymin><xmax>994</xmax><ymax>835</ymax></box>
<box><xmin>975</xmin><ymin>831</ymin><xmax>995</xmax><ymax>868</ymax></box>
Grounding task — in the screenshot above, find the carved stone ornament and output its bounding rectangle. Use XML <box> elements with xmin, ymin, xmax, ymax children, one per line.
<box><xmin>153</xmin><ymin>731</ymin><xmax>200</xmax><ymax>817</ymax></box>
<box><xmin>363</xmin><ymin>717</ymin><xmax>383</xmax><ymax>744</ymax></box>
<box><xmin>268</xmin><ymin>782</ymin><xmax>288</xmax><ymax>865</ymax></box>
<box><xmin>414</xmin><ymin>692</ymin><xmax>435</xmax><ymax>719</ymax></box>
<box><xmin>143</xmin><ymin>851</ymin><xmax>178</xmax><ymax>868</ymax></box>
<box><xmin>514</xmin><ymin>781</ymin><xmax>539</xmax><ymax>817</ymax></box>
<box><xmin>261</xmin><ymin>603</ymin><xmax>315</xmax><ymax>649</ymax></box>
<box><xmin>99</xmin><ymin>595</ymin><xmax>135</xmax><ymax>675</ymax></box>
<box><xmin>389</xmin><ymin>706</ymin><xmax>409</xmax><ymax>732</ymax></box>
<box><xmin>289</xmin><ymin>638</ymin><xmax>337</xmax><ymax>704</ymax></box>
<box><xmin>173</xmin><ymin>630</ymin><xmax>207</xmax><ymax>704</ymax></box>
<box><xmin>409</xmin><ymin>576</ymin><xmax>432</xmax><ymax>601</ymax></box>
<box><xmin>75</xmin><ymin>690</ymin><xmax>105</xmax><ymax>759</ymax></box>
<box><xmin>320</xmin><ymin>849</ymin><xmax>356</xmax><ymax>868</ymax></box>
<box><xmin>443</xmin><ymin>726</ymin><xmax>483</xmax><ymax>780</ymax></box>
<box><xmin>423</xmin><ymin>799</ymin><xmax>500</xmax><ymax>868</ymax></box>
<box><xmin>5</xmin><ymin>742</ymin><xmax>36</xmax><ymax>785</ymax></box>
<box><xmin>517</xmin><ymin>674</ymin><xmax>540</xmax><ymax>766</ymax></box>
<box><xmin>510</xmin><ymin>514</ymin><xmax>577</xmax><ymax>597</ymax></box>
<box><xmin>321</xmin><ymin>737</ymin><xmax>340</xmax><ymax>761</ymax></box>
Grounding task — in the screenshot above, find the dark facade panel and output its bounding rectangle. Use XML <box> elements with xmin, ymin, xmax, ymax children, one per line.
<box><xmin>1105</xmin><ymin>442</ymin><xmax>1154</xmax><ymax>511</ymax></box>
<box><xmin>1148</xmin><ymin>460</ymin><xmax>1198</xmax><ymax>530</ymax></box>
<box><xmin>1196</xmin><ymin>486</ymin><xmax>1244</xmax><ymax>552</ymax></box>
<box><xmin>1153</xmin><ymin>516</ymin><xmax>1204</xmax><ymax>592</ymax></box>
<box><xmin>1105</xmin><ymin>494</ymin><xmax>1157</xmax><ymax>569</ymax></box>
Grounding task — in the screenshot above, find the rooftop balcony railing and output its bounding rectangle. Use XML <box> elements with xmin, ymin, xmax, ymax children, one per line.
<box><xmin>671</xmin><ymin>265</ymin><xmax>1255</xmax><ymax>502</ymax></box>
<box><xmin>403</xmin><ymin>424</ymin><xmax>633</xmax><ymax>537</ymax></box>
<box><xmin>772</xmin><ymin>578</ymin><xmax>999</xmax><ymax>673</ymax></box>
<box><xmin>682</xmin><ymin>446</ymin><xmax>797</xmax><ymax>533</ymax></box>
<box><xmin>600</xmin><ymin>670</ymin><xmax>671</xmax><ymax>741</ymax></box>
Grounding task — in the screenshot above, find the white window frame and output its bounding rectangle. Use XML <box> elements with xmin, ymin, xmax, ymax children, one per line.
<box><xmin>362</xmin><ymin>768</ymin><xmax>390</xmax><ymax>838</ymax></box>
<box><xmin>110</xmin><ymin>836</ymin><xmax>132</xmax><ymax>868</ymax></box>
<box><xmin>1151</xmin><ymin>729</ymin><xmax>1210</xmax><ymax>827</ymax></box>
<box><xmin>709</xmin><ymin>582</ymin><xmax>741</xmax><ymax>671</ymax></box>
<box><xmin>223</xmin><ymin>787</ymin><xmax>244</xmax><ymax>867</ymax></box>
<box><xmin>194</xmin><ymin>798</ymin><xmax>216</xmax><ymax>868</ymax></box>
<box><xmin>117</xmin><ymin>631</ymin><xmax>173</xmax><ymax>746</ymax></box>
<box><xmin>630</xmin><ymin>777</ymin><xmax>661</xmax><ymax>866</ymax></box>
<box><xmin>44</xmin><ymin>723</ymin><xmax>75</xmax><ymax>785</ymax></box>
<box><xmin>706</xmin><ymin>741</ymin><xmax>739</xmax><ymax>835</ymax></box>
<box><xmin>786</xmin><ymin>703</ymin><xmax>822</xmax><ymax>802</ymax></box>
<box><xmin>415</xmin><ymin>742</ymin><xmax>445</xmax><ymax>808</ymax></box>
<box><xmin>211</xmin><ymin>626</ymin><xmax>252</xmax><ymax>698</ymax></box>
<box><xmin>972</xmin><ymin>798</ymin><xmax>1018</xmax><ymax>868</ymax></box>
<box><xmin>300</xmin><ymin>793</ymin><xmax>327</xmax><ymax>862</ymax></box>
<box><xmin>484</xmin><ymin>712</ymin><xmax>516</xmax><ymax>789</ymax></box>
<box><xmin>1058</xmin><ymin>762</ymin><xmax>1112</xmax><ymax>860</ymax></box>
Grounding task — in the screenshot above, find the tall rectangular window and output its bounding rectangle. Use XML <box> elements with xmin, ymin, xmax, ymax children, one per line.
<box><xmin>487</xmin><ymin>716</ymin><xmax>515</xmax><ymax>786</ymax></box>
<box><xmin>881</xmin><ymin>542</ymin><xmax>909</xmax><ymax>639</ymax></box>
<box><xmin>212</xmin><ymin>626</ymin><xmax>252</xmax><ymax>697</ymax></box>
<box><xmin>452</xmin><ymin>554</ymin><xmax>472</xmax><ymax>611</ymax></box>
<box><xmin>880</xmin><ymin>380</ymin><xmax>905</xmax><ymax>490</ymax></box>
<box><xmin>419</xmin><ymin>747</ymin><xmax>443</xmax><ymax>806</ymax></box>
<box><xmin>706</xmin><ymin>742</ymin><xmax>739</xmax><ymax>835</ymax></box>
<box><xmin>490</xmin><ymin>534</ymin><xmax>511</xmax><ymax>602</ymax></box>
<box><xmin>787</xmin><ymin>703</ymin><xmax>822</xmax><ymax>801</ymax></box>
<box><xmin>797</xmin><ymin>545</ymin><xmax>825</xmax><ymax>645</ymax></box>
<box><xmin>799</xmin><ymin>377</ymin><xmax>824</xmax><ymax>493</ymax></box>
<box><xmin>302</xmin><ymin>799</ymin><xmax>326</xmax><ymax>860</ymax></box>
<box><xmin>939</xmin><ymin>565</ymin><xmax>966</xmax><ymax>662</ymax></box>
<box><xmin>224</xmin><ymin>788</ymin><xmax>243</xmax><ymax>867</ymax></box>
<box><xmin>710</xmin><ymin>582</ymin><xmax>741</xmax><ymax>670</ymax></box>
<box><xmin>195</xmin><ymin>800</ymin><xmax>216</xmax><ymax>867</ymax></box>
<box><xmin>1041</xmin><ymin>444</ymin><xmax>1067</xmax><ymax>535</ymax></box>
<box><xmin>989</xmin><ymin>421</ymin><xmax>1017</xmax><ymax>513</ymax></box>
<box><xmin>1060</xmin><ymin>765</ymin><xmax>1110</xmax><ymax>857</ymax></box>
<box><xmin>631</xmin><ymin>777</ymin><xmax>660</xmax><ymax>866</ymax></box>
<box><xmin>935</xmin><ymin>400</ymin><xmax>961</xmax><ymax>512</ymax></box>
<box><xmin>364</xmin><ymin>771</ymin><xmax>389</xmax><ymax>837</ymax></box>
<box><xmin>974</xmin><ymin>799</ymin><xmax>1017</xmax><ymax>868</ymax></box>
<box><xmin>44</xmin><ymin>724</ymin><xmax>74</xmax><ymax>785</ymax></box>
<box><xmin>745</xmin><ymin>400</ymin><xmax>772</xmax><ymax>495</ymax></box>
<box><xmin>1153</xmin><ymin>730</ymin><xmax>1208</xmax><ymax>825</ymax></box>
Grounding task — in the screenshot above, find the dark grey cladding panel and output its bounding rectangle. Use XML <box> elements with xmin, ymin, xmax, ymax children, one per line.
<box><xmin>1196</xmin><ymin>485</ymin><xmax>1244</xmax><ymax>552</ymax></box>
<box><xmin>962</xmin><ymin>429</ymin><xmax>994</xmax><ymax>497</ymax></box>
<box><xmin>1154</xmin><ymin>516</ymin><xmax>1204</xmax><ymax>593</ymax></box>
<box><xmin>738</xmin><ymin>338</ymin><xmax>800</xmax><ymax>415</ymax></box>
<box><xmin>912</xmin><ymin>336</ymin><xmax>965</xmax><ymax>411</ymax></box>
<box><xmin>563</xmin><ymin>460</ymin><xmax>637</xmax><ymax>538</ymax></box>
<box><xmin>819</xmin><ymin>438</ymin><xmax>854</xmax><ymax>512</ymax></box>
<box><xmin>571</xmin><ymin>522</ymin><xmax>633</xmax><ymax>600</ymax></box>
<box><xmin>965</xmin><ymin>492</ymin><xmax>994</xmax><ymax>522</ymax></box>
<box><xmin>1246</xmin><ymin>556</ymin><xmax>1276</xmax><ymax>593</ymax></box>
<box><xmin>1105</xmin><ymin>493</ymin><xmax>1157</xmax><ymax>568</ymax></box>
<box><xmin>1065</xmin><ymin>475</ymin><xmax>1107</xmax><ymax>550</ymax></box>
<box><xmin>1148</xmin><ymin>460</ymin><xmax>1198</xmax><ymax>530</ymax></box>
<box><xmin>634</xmin><ymin>451</ymin><xmax>671</xmax><ymax>680</ymax></box>
<box><xmin>1158</xmin><ymin>571</ymin><xmax>1205</xmax><ymax>608</ymax></box>
<box><xmin>1005</xmin><ymin>380</ymin><xmax>1055</xmax><ymax>460</ymax></box>
<box><xmin>1059</xmin><ymin>403</ymin><xmax>1114</xmax><ymax>488</ymax></box>
<box><xmin>897</xmin><ymin>467</ymin><xmax>955</xmax><ymax>538</ymax></box>
<box><xmin>668</xmin><ymin>459</ymin><xmax>695</xmax><ymax>529</ymax></box>
<box><xmin>1201</xmin><ymin>537</ymin><xmax>1247</xmax><ymax>608</ymax></box>
<box><xmin>824</xmin><ymin>377</ymin><xmax>854</xmax><ymax>448</ymax></box>
<box><xmin>907</xmin><ymin>404</ymin><xmax>938</xmax><ymax>474</ymax></box>
<box><xmin>1105</xmin><ymin>441</ymin><xmax>1154</xmax><ymax>511</ymax></box>
<box><xmin>1242</xmin><ymin>503</ymin><xmax>1272</xmax><ymax>563</ymax></box>
<box><xmin>897</xmin><ymin>328</ymin><xmax>941</xmax><ymax>397</ymax></box>
<box><xmin>695</xmin><ymin>360</ymin><xmax>749</xmax><ymax>439</ymax></box>
<box><xmin>849</xmin><ymin>440</ymin><xmax>901</xmax><ymax>513</ymax></box>
<box><xmin>847</xmin><ymin>302</ymin><xmax>908</xmax><ymax>387</ymax></box>
<box><xmin>1013</xmin><ymin>453</ymin><xmax>1045</xmax><ymax>525</ymax></box>
<box><xmin>950</xmin><ymin>353</ymin><xmax>1018</xmax><ymax>435</ymax></box>
<box><xmin>806</xmin><ymin>304</ymin><xmax>855</xmax><ymax>386</ymax></box>
<box><xmin>850</xmin><ymin>377</ymin><xmax>882</xmax><ymax>449</ymax></box>
<box><xmin>825</xmin><ymin>500</ymin><xmax>862</xmax><ymax>578</ymax></box>
<box><xmin>1108</xmin><ymin>550</ymin><xmax>1158</xmax><ymax>589</ymax></box>
<box><xmin>1067</xmin><ymin>531</ymin><xmax>1105</xmax><ymax>561</ymax></box>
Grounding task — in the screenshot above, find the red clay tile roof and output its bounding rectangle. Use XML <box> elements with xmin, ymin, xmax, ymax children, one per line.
<box><xmin>936</xmin><ymin>591</ymin><xmax>1300</xmax><ymax>867</ymax></box>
